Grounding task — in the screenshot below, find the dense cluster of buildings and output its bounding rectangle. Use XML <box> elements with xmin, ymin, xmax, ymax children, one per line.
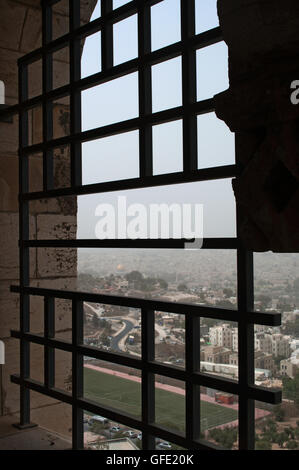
<box><xmin>199</xmin><ymin>322</ymin><xmax>298</xmax><ymax>382</ymax></box>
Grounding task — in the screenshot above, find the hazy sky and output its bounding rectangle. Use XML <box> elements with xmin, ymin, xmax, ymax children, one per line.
<box><xmin>78</xmin><ymin>0</ymin><xmax>236</xmax><ymax>239</ymax></box>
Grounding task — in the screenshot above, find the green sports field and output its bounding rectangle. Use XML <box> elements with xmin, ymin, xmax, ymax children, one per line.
<box><xmin>84</xmin><ymin>367</ymin><xmax>238</xmax><ymax>432</ymax></box>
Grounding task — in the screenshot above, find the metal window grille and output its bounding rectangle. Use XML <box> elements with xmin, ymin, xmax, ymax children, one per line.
<box><xmin>3</xmin><ymin>0</ymin><xmax>282</xmax><ymax>450</ymax></box>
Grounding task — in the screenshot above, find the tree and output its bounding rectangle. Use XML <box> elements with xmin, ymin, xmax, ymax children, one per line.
<box><xmin>286</xmin><ymin>440</ymin><xmax>298</xmax><ymax>450</ymax></box>
<box><xmin>283</xmin><ymin>317</ymin><xmax>299</xmax><ymax>337</ymax></box>
<box><xmin>257</xmin><ymin>294</ymin><xmax>271</xmax><ymax>309</ymax></box>
<box><xmin>158</xmin><ymin>278</ymin><xmax>168</xmax><ymax>289</ymax></box>
<box><xmin>177</xmin><ymin>283</ymin><xmax>187</xmax><ymax>291</ymax></box>
<box><xmin>223</xmin><ymin>288</ymin><xmax>233</xmax><ymax>298</ymax></box>
<box><xmin>284</xmin><ymin>427</ymin><xmax>295</xmax><ymax>439</ymax></box>
<box><xmin>125</xmin><ymin>271</ymin><xmax>143</xmax><ymax>282</ymax></box>
<box><xmin>208</xmin><ymin>427</ymin><xmax>237</xmax><ymax>449</ymax></box>
<box><xmin>282</xmin><ymin>373</ymin><xmax>299</xmax><ymax>405</ymax></box>
<box><xmin>273</xmin><ymin>405</ymin><xmax>285</xmax><ymax>422</ymax></box>
<box><xmin>276</xmin><ymin>432</ymin><xmax>288</xmax><ymax>448</ymax></box>
<box><xmin>256</xmin><ymin>439</ymin><xmax>272</xmax><ymax>450</ymax></box>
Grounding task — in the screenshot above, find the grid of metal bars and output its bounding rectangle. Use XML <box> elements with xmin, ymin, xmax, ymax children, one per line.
<box><xmin>4</xmin><ymin>0</ymin><xmax>282</xmax><ymax>450</ymax></box>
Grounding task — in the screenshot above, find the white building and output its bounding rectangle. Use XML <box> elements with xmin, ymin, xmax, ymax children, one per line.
<box><xmin>255</xmin><ymin>332</ymin><xmax>291</xmax><ymax>357</ymax></box>
<box><xmin>232</xmin><ymin>328</ymin><xmax>238</xmax><ymax>352</ymax></box>
<box><xmin>280</xmin><ymin>355</ymin><xmax>299</xmax><ymax>379</ymax></box>
<box><xmin>271</xmin><ymin>334</ymin><xmax>291</xmax><ymax>357</ymax></box>
<box><xmin>209</xmin><ymin>324</ymin><xmax>233</xmax><ymax>349</ymax></box>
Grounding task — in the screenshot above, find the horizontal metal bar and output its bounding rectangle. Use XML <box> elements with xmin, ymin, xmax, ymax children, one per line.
<box><xmin>21</xmin><ymin>164</ymin><xmax>237</xmax><ymax>201</ymax></box>
<box><xmin>0</xmin><ymin>32</ymin><xmax>219</xmax><ymax>124</ymax></box>
<box><xmin>248</xmin><ymin>385</ymin><xmax>282</xmax><ymax>405</ymax></box>
<box><xmin>201</xmin><ymin>238</ymin><xmax>238</xmax><ymax>250</ymax></box>
<box><xmin>11</xmin><ymin>374</ymin><xmax>73</xmax><ymax>405</ymax></box>
<box><xmin>21</xmin><ymin>238</ymin><xmax>195</xmax><ymax>249</ymax></box>
<box><xmin>41</xmin><ymin>0</ymin><xmax>60</xmax><ymax>7</ymax></box>
<box><xmin>11</xmin><ymin>331</ymin><xmax>281</xmax><ymax>407</ymax></box>
<box><xmin>10</xmin><ymin>285</ymin><xmax>281</xmax><ymax>326</ymax></box>
<box><xmin>21</xmin><ymin>238</ymin><xmax>238</xmax><ymax>250</ymax></box>
<box><xmin>10</xmin><ymin>373</ymin><xmax>222</xmax><ymax>449</ymax></box>
<box><xmin>0</xmin><ymin>104</ymin><xmax>14</xmax><ymax>122</ymax></box>
<box><xmin>10</xmin><ymin>329</ymin><xmax>283</xmax><ymax>407</ymax></box>
<box><xmin>10</xmin><ymin>330</ymin><xmax>237</xmax><ymax>391</ymax></box>
<box><xmin>19</xmin><ymin>0</ymin><xmax>164</xmax><ymax>66</ymax></box>
<box><xmin>15</xmin><ymin>28</ymin><xmax>221</xmax><ymax>111</ymax></box>
<box><xmin>20</xmin><ymin>100</ymin><xmax>215</xmax><ymax>156</ymax></box>
<box><xmin>11</xmin><ymin>330</ymin><xmax>73</xmax><ymax>353</ymax></box>
<box><xmin>250</xmin><ymin>311</ymin><xmax>281</xmax><ymax>327</ymax></box>
<box><xmin>18</xmin><ymin>1</ymin><xmax>221</xmax><ymax>68</ymax></box>
<box><xmin>10</xmin><ymin>285</ymin><xmax>239</xmax><ymax>320</ymax></box>
<box><xmin>11</xmin><ymin>368</ymin><xmax>280</xmax><ymax>432</ymax></box>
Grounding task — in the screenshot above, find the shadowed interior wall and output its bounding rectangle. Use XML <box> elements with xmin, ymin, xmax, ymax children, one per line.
<box><xmin>215</xmin><ymin>0</ymin><xmax>299</xmax><ymax>252</ymax></box>
<box><xmin>0</xmin><ymin>0</ymin><xmax>96</xmax><ymax>437</ymax></box>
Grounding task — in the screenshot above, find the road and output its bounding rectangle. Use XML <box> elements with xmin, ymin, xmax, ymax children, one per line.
<box><xmin>110</xmin><ymin>319</ymin><xmax>134</xmax><ymax>352</ymax></box>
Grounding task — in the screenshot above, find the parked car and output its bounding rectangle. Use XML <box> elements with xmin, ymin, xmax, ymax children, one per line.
<box><xmin>123</xmin><ymin>430</ymin><xmax>137</xmax><ymax>438</ymax></box>
<box><xmin>110</xmin><ymin>425</ymin><xmax>121</xmax><ymax>433</ymax></box>
<box><xmin>89</xmin><ymin>415</ymin><xmax>109</xmax><ymax>425</ymax></box>
<box><xmin>157</xmin><ymin>441</ymin><xmax>172</xmax><ymax>449</ymax></box>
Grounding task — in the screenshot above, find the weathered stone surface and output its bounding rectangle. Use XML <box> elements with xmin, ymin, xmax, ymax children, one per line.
<box><xmin>20</xmin><ymin>7</ymin><xmax>42</xmax><ymax>53</ymax></box>
<box><xmin>2</xmin><ymin>336</ymin><xmax>73</xmax><ymax>420</ymax></box>
<box><xmin>30</xmin><ymin>401</ymin><xmax>72</xmax><ymax>438</ymax></box>
<box><xmin>0</xmin><ymin>114</ymin><xmax>18</xmax><ymax>155</ymax></box>
<box><xmin>0</xmin><ymin>277</ymin><xmax>76</xmax><ymax>339</ymax></box>
<box><xmin>0</xmin><ymin>281</ymin><xmax>19</xmax><ymax>338</ymax></box>
<box><xmin>36</xmin><ymin>214</ymin><xmax>77</xmax><ymax>240</ymax></box>
<box><xmin>0</xmin><ymin>0</ymin><xmax>97</xmax><ymax>432</ymax></box>
<box><xmin>30</xmin><ymin>102</ymin><xmax>70</xmax><ymax>143</ymax></box>
<box><xmin>0</xmin><ymin>48</ymin><xmax>21</xmax><ymax>102</ymax></box>
<box><xmin>0</xmin><ymin>2</ymin><xmax>26</xmax><ymax>51</ymax></box>
<box><xmin>37</xmin><ymin>247</ymin><xmax>77</xmax><ymax>279</ymax></box>
<box><xmin>36</xmin><ymin>214</ymin><xmax>77</xmax><ymax>278</ymax></box>
<box><xmin>232</xmin><ymin>128</ymin><xmax>299</xmax><ymax>251</ymax></box>
<box><xmin>27</xmin><ymin>59</ymin><xmax>42</xmax><ymax>99</ymax></box>
<box><xmin>53</xmin><ymin>145</ymin><xmax>71</xmax><ymax>189</ymax></box>
<box><xmin>53</xmin><ymin>103</ymin><xmax>70</xmax><ymax>139</ymax></box>
<box><xmin>0</xmin><ymin>155</ymin><xmax>18</xmax><ymax>212</ymax></box>
<box><xmin>52</xmin><ymin>13</ymin><xmax>69</xmax><ymax>41</ymax></box>
<box><xmin>215</xmin><ymin>0</ymin><xmax>299</xmax><ymax>252</ymax></box>
<box><xmin>218</xmin><ymin>0</ymin><xmax>299</xmax><ymax>70</ymax></box>
<box><xmin>30</xmin><ymin>277</ymin><xmax>76</xmax><ymax>334</ymax></box>
<box><xmin>1</xmin><ymin>337</ymin><xmax>20</xmax><ymax>415</ymax></box>
<box><xmin>0</xmin><ymin>213</ymin><xmax>36</xmax><ymax>280</ymax></box>
<box><xmin>53</xmin><ymin>59</ymin><xmax>70</xmax><ymax>89</ymax></box>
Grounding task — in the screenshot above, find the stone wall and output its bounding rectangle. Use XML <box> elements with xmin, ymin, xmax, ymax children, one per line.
<box><xmin>215</xmin><ymin>0</ymin><xmax>299</xmax><ymax>252</ymax></box>
<box><xmin>0</xmin><ymin>0</ymin><xmax>96</xmax><ymax>437</ymax></box>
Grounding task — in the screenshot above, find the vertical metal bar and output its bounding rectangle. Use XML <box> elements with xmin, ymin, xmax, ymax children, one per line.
<box><xmin>181</xmin><ymin>0</ymin><xmax>200</xmax><ymax>446</ymax></box>
<box><xmin>141</xmin><ymin>308</ymin><xmax>155</xmax><ymax>450</ymax></box>
<box><xmin>70</xmin><ymin>0</ymin><xmax>82</xmax><ymax>187</ymax></box>
<box><xmin>138</xmin><ymin>2</ymin><xmax>153</xmax><ymax>178</ymax></box>
<box><xmin>180</xmin><ymin>0</ymin><xmax>197</xmax><ymax>173</ymax></box>
<box><xmin>72</xmin><ymin>299</ymin><xmax>84</xmax><ymax>449</ymax></box>
<box><xmin>18</xmin><ymin>60</ymin><xmax>31</xmax><ymax>428</ymax></box>
<box><xmin>237</xmin><ymin>216</ymin><xmax>255</xmax><ymax>450</ymax></box>
<box><xmin>101</xmin><ymin>0</ymin><xmax>113</xmax><ymax>71</ymax></box>
<box><xmin>69</xmin><ymin>0</ymin><xmax>83</xmax><ymax>449</ymax></box>
<box><xmin>44</xmin><ymin>297</ymin><xmax>55</xmax><ymax>388</ymax></box>
<box><xmin>42</xmin><ymin>2</ymin><xmax>54</xmax><ymax>191</ymax></box>
<box><xmin>185</xmin><ymin>315</ymin><xmax>201</xmax><ymax>444</ymax></box>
